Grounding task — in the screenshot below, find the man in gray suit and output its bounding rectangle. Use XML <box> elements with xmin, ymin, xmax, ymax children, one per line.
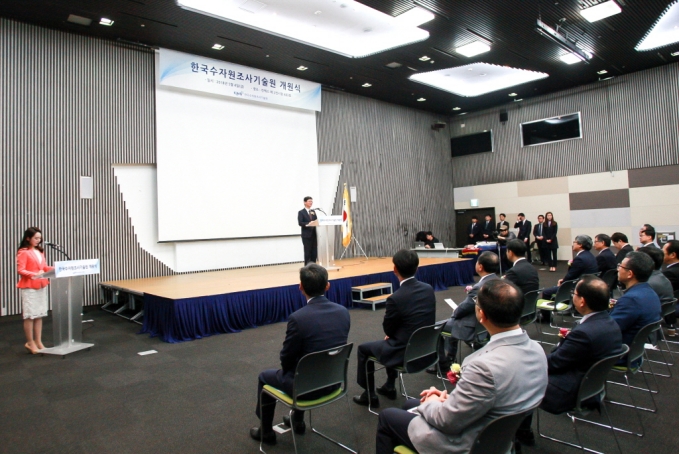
<box><xmin>376</xmin><ymin>279</ymin><xmax>548</xmax><ymax>454</ymax></box>
<box><xmin>427</xmin><ymin>251</ymin><xmax>499</xmax><ymax>374</ymax></box>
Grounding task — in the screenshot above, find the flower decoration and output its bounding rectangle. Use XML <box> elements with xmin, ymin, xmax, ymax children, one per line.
<box><xmin>567</xmin><ymin>259</ymin><xmax>573</xmax><ymax>267</ymax></box>
<box><xmin>446</xmin><ymin>363</ymin><xmax>462</xmax><ymax>385</ymax></box>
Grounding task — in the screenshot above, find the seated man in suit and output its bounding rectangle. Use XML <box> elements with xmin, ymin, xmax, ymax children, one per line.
<box><xmin>467</xmin><ymin>216</ymin><xmax>482</xmax><ymax>244</ymax></box>
<box><xmin>375</xmin><ymin>280</ymin><xmax>548</xmax><ymax>454</ymax></box>
<box><xmin>638</xmin><ymin>224</ymin><xmax>658</xmax><ymax>249</ymax></box>
<box><xmin>610</xmin><ymin>252</ymin><xmax>661</xmax><ymax>358</ymax></box>
<box><xmin>662</xmin><ymin>240</ymin><xmax>679</xmax><ymax>336</ymax></box>
<box><xmin>354</xmin><ymin>250</ymin><xmax>436</xmax><ymax>408</ymax></box>
<box><xmin>611</xmin><ymin>232</ymin><xmax>633</xmax><ymax>264</ymax></box>
<box><xmin>542</xmin><ymin>235</ymin><xmax>599</xmax><ymax>299</ymax></box>
<box><xmin>637</xmin><ymin>246</ymin><xmax>674</xmax><ymax>305</ymax></box>
<box><xmin>516</xmin><ymin>276</ymin><xmax>623</xmax><ymax>447</ymax></box>
<box><xmin>427</xmin><ymin>251</ymin><xmax>499</xmax><ymax>374</ymax></box>
<box><xmin>250</xmin><ymin>264</ymin><xmax>350</xmax><ymax>445</ymax></box>
<box><xmin>503</xmin><ymin>239</ymin><xmax>539</xmax><ymax>296</ymax></box>
<box><xmin>594</xmin><ymin>233</ymin><xmax>617</xmax><ymax>275</ymax></box>
<box><xmin>497</xmin><ymin>213</ymin><xmax>509</xmax><ymax>231</ymax></box>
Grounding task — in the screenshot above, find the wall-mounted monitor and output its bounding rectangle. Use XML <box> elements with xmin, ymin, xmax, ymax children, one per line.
<box><xmin>521</xmin><ymin>112</ymin><xmax>582</xmax><ymax>147</ymax></box>
<box><xmin>450</xmin><ymin>130</ymin><xmax>493</xmax><ymax>158</ymax></box>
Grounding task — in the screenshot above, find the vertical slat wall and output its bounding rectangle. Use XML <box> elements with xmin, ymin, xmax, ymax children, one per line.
<box><xmin>1</xmin><ymin>19</ymin><xmax>172</xmax><ymax>316</ymax></box>
<box><xmin>317</xmin><ymin>91</ymin><xmax>456</xmax><ymax>258</ymax></box>
<box><xmin>450</xmin><ymin>64</ymin><xmax>679</xmax><ymax>187</ymax></box>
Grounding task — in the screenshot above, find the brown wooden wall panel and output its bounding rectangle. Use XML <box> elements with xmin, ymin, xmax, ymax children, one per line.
<box><xmin>569</xmin><ymin>189</ymin><xmax>630</xmax><ymax>211</ymax></box>
<box><xmin>628</xmin><ymin>164</ymin><xmax>679</xmax><ymax>188</ymax></box>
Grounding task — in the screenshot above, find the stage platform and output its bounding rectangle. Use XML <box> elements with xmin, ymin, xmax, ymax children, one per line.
<box><xmin>100</xmin><ymin>257</ymin><xmax>474</xmax><ymax>343</ymax></box>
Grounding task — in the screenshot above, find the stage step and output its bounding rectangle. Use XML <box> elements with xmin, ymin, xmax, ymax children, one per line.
<box><xmin>352</xmin><ymin>282</ymin><xmax>393</xmax><ymax>311</ymax></box>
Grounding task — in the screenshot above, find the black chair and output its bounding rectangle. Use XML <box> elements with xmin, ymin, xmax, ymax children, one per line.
<box><xmin>537</xmin><ymin>344</ymin><xmax>630</xmax><ymax>453</ymax></box>
<box><xmin>259</xmin><ymin>343</ymin><xmax>357</xmax><ymax>454</ymax></box>
<box><xmin>600</xmin><ymin>269</ymin><xmax>618</xmax><ymax>297</ymax></box>
<box><xmin>366</xmin><ymin>324</ymin><xmax>445</xmax><ymax>415</ymax></box>
<box><xmin>536</xmin><ymin>280</ymin><xmax>577</xmax><ymax>344</ymax></box>
<box><xmin>645</xmin><ymin>299</ymin><xmax>677</xmax><ymax>378</ymax></box>
<box><xmin>520</xmin><ymin>289</ymin><xmax>541</xmax><ymax>336</ymax></box>
<box><xmin>395</xmin><ymin>405</ymin><xmax>538</xmax><ymax>454</ymax></box>
<box><xmin>606</xmin><ymin>321</ymin><xmax>663</xmax><ymax>437</ymax></box>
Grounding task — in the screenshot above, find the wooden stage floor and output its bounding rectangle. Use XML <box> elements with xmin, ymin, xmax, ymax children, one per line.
<box><xmin>101</xmin><ymin>257</ymin><xmax>471</xmax><ymax>299</ymax></box>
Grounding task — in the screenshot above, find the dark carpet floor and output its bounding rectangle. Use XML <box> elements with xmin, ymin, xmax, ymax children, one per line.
<box><xmin>1</xmin><ymin>260</ymin><xmax>678</xmax><ymax>453</ymax></box>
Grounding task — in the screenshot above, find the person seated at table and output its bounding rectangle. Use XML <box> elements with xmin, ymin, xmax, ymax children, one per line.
<box><xmin>497</xmin><ymin>225</ymin><xmax>516</xmax><ymax>243</ymax></box>
<box><xmin>541</xmin><ymin>235</ymin><xmax>598</xmax><ymax>300</ymax></box>
<box><xmin>424</xmin><ymin>231</ymin><xmax>439</xmax><ymax>249</ymax></box>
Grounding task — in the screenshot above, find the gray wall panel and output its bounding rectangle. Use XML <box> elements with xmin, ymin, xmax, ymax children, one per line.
<box><xmin>317</xmin><ymin>90</ymin><xmax>456</xmax><ymax>257</ymax></box>
<box><xmin>450</xmin><ymin>64</ymin><xmax>679</xmax><ymax>187</ymax></box>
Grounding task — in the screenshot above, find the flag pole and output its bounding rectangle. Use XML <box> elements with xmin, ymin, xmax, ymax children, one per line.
<box><xmin>339</xmin><ymin>183</ymin><xmax>368</xmax><ymax>260</ymax></box>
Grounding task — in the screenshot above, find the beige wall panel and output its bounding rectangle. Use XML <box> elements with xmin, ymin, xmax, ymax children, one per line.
<box><xmin>567</xmin><ymin>170</ymin><xmax>629</xmax><ymax>193</ymax></box>
<box><xmin>629</xmin><ymin>185</ymin><xmax>679</xmax><ymax>207</ymax></box>
<box><xmin>454</xmin><ymin>186</ymin><xmax>475</xmax><ymax>204</ymax></box>
<box><xmin>557</xmin><ymin>227</ymin><xmax>573</xmax><ymax>261</ymax></box>
<box><xmin>455</xmin><ymin>201</ymin><xmax>472</xmax><ymax>210</ymax></box>
<box><xmin>631</xmin><ymin>205</ymin><xmax>679</xmax><ymax>227</ymax></box>
<box><xmin>471</xmin><ymin>182</ymin><xmax>519</xmax><ymax>205</ymax></box>
<box><xmin>517</xmin><ymin>176</ymin><xmax>569</xmax><ymax>197</ymax></box>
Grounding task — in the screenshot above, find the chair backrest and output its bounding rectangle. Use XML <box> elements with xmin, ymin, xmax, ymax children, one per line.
<box><xmin>403</xmin><ymin>324</ymin><xmax>444</xmax><ymax>373</ymax></box>
<box><xmin>576</xmin><ymin>344</ymin><xmax>629</xmax><ymax>408</ymax></box>
<box><xmin>661</xmin><ymin>299</ymin><xmax>677</xmax><ymax>318</ymax></box>
<box><xmin>601</xmin><ymin>269</ymin><xmax>618</xmax><ymax>291</ymax></box>
<box><xmin>674</xmin><ymin>289</ymin><xmax>679</xmax><ymax>300</ymax></box>
<box><xmin>293</xmin><ymin>343</ymin><xmax>353</xmax><ymax>401</ymax></box>
<box><xmin>521</xmin><ymin>289</ymin><xmax>540</xmax><ymax>320</ymax></box>
<box><xmin>469</xmin><ymin>406</ymin><xmax>538</xmax><ymax>454</ymax></box>
<box><xmin>554</xmin><ymin>279</ymin><xmax>577</xmax><ymax>306</ymax></box>
<box><xmin>626</xmin><ymin>321</ymin><xmax>662</xmax><ymax>367</ymax></box>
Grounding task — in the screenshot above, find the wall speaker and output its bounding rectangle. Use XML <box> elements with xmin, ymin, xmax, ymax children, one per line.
<box><xmin>499</xmin><ymin>111</ymin><xmax>508</xmax><ymax>123</ymax></box>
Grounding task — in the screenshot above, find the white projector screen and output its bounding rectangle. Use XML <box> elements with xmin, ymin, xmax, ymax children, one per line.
<box><xmin>156</xmin><ymin>77</ymin><xmax>319</xmax><ymax>242</ymax></box>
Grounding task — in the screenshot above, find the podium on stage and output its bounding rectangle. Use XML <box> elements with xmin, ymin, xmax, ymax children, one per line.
<box><xmin>41</xmin><ymin>259</ymin><xmax>100</xmax><ymax>357</ymax></box>
<box><xmin>316</xmin><ymin>214</ymin><xmax>343</xmax><ymax>271</ymax></box>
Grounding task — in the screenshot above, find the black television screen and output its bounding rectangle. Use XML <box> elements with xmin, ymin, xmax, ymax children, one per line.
<box><xmin>521</xmin><ymin>112</ymin><xmax>582</xmax><ymax>147</ymax></box>
<box><xmin>450</xmin><ymin>130</ymin><xmax>493</xmax><ymax>158</ymax></box>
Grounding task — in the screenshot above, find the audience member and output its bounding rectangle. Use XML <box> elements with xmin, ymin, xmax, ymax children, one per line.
<box><xmin>467</xmin><ymin>216</ymin><xmax>482</xmax><ymax>244</ymax></box>
<box><xmin>497</xmin><ymin>226</ymin><xmax>516</xmax><ymax>270</ymax></box>
<box><xmin>354</xmin><ymin>250</ymin><xmax>436</xmax><ymax>408</ymax></box>
<box><xmin>250</xmin><ymin>264</ymin><xmax>350</xmax><ymax>445</ymax></box>
<box><xmin>423</xmin><ymin>231</ymin><xmax>439</xmax><ymax>249</ymax></box>
<box><xmin>482</xmin><ymin>214</ymin><xmax>494</xmax><ymax>241</ymax></box>
<box><xmin>504</xmin><ymin>239</ymin><xmax>540</xmax><ymax>296</ymax></box>
<box><xmin>514</xmin><ymin>213</ymin><xmax>532</xmax><ymax>261</ymax></box>
<box><xmin>375</xmin><ymin>280</ymin><xmax>547</xmax><ymax>454</ymax></box>
<box><xmin>427</xmin><ymin>251</ymin><xmax>499</xmax><ymax>374</ymax></box>
<box><xmin>594</xmin><ymin>233</ymin><xmax>617</xmax><ymax>275</ymax></box>
<box><xmin>611</xmin><ymin>232</ymin><xmax>633</xmax><ymax>264</ymax></box>
<box><xmin>542</xmin><ymin>235</ymin><xmax>598</xmax><ymax>299</ymax></box>
<box><xmin>637</xmin><ymin>246</ymin><xmax>674</xmax><ymax>305</ymax></box>
<box><xmin>543</xmin><ymin>212</ymin><xmax>559</xmax><ymax>271</ymax></box>
<box><xmin>517</xmin><ymin>276</ymin><xmax>623</xmax><ymax>446</ymax></box>
<box><xmin>610</xmin><ymin>252</ymin><xmax>661</xmax><ymax>356</ymax></box>
<box><xmin>497</xmin><ymin>213</ymin><xmax>509</xmax><ymax>231</ymax></box>
<box><xmin>662</xmin><ymin>240</ymin><xmax>679</xmax><ymax>336</ymax></box>
<box><xmin>533</xmin><ymin>214</ymin><xmax>547</xmax><ymax>265</ymax></box>
<box><xmin>638</xmin><ymin>224</ymin><xmax>657</xmax><ymax>249</ymax></box>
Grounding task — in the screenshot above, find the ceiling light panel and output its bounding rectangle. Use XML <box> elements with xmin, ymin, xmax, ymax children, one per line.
<box><xmin>67</xmin><ymin>14</ymin><xmax>92</xmax><ymax>26</ymax></box>
<box><xmin>559</xmin><ymin>53</ymin><xmax>582</xmax><ymax>64</ymax></box>
<box><xmin>455</xmin><ymin>41</ymin><xmax>491</xmax><ymax>57</ymax></box>
<box><xmin>579</xmin><ymin>1</ymin><xmax>621</xmax><ymax>23</ymax></box>
<box><xmin>636</xmin><ymin>1</ymin><xmax>679</xmax><ymax>51</ymax></box>
<box><xmin>176</xmin><ymin>0</ymin><xmax>433</xmax><ymax>58</ymax></box>
<box><xmin>99</xmin><ymin>18</ymin><xmax>114</xmax><ymax>26</ymax></box>
<box><xmin>409</xmin><ymin>63</ymin><xmax>548</xmax><ymax>97</ymax></box>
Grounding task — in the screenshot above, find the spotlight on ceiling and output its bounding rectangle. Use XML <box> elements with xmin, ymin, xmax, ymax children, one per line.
<box><xmin>536</xmin><ymin>19</ymin><xmax>592</xmax><ymax>63</ymax></box>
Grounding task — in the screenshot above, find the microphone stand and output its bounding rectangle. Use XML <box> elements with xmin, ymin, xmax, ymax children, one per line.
<box><xmin>46</xmin><ymin>243</ymin><xmax>71</xmax><ymax>260</ymax></box>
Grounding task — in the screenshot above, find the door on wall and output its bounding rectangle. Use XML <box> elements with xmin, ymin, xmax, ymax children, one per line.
<box><xmin>455</xmin><ymin>208</ymin><xmax>496</xmax><ymax>247</ymax></box>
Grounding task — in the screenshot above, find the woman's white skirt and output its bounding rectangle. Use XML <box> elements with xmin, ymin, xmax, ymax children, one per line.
<box><xmin>21</xmin><ymin>287</ymin><xmax>48</xmax><ymax>320</ymax></box>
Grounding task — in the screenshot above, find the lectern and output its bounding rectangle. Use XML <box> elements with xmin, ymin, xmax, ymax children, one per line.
<box><xmin>316</xmin><ymin>215</ymin><xmax>343</xmax><ymax>271</ymax></box>
<box><xmin>41</xmin><ymin>259</ymin><xmax>100</xmax><ymax>357</ymax></box>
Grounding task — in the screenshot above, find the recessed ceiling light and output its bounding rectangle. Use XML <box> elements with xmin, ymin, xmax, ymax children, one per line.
<box><xmin>177</xmin><ymin>0</ymin><xmax>432</xmax><ymax>58</ymax></box>
<box><xmin>99</xmin><ymin>18</ymin><xmax>114</xmax><ymax>26</ymax></box>
<box><xmin>508</xmin><ymin>93</ymin><xmax>518</xmax><ymax>97</ymax></box>
<box><xmin>452</xmin><ymin>107</ymin><xmax>461</xmax><ymax>110</ymax></box>
<box><xmin>559</xmin><ymin>53</ymin><xmax>582</xmax><ymax>64</ymax></box>
<box><xmin>410</xmin><ymin>63</ymin><xmax>547</xmax><ymax>97</ymax></box>
<box><xmin>394</xmin><ymin>6</ymin><xmax>436</xmax><ymax>27</ymax></box>
<box><xmin>417</xmin><ymin>98</ymin><xmax>426</xmax><ymax>101</ymax></box>
<box><xmin>636</xmin><ymin>2</ymin><xmax>679</xmax><ymax>51</ymax></box>
<box><xmin>514</xmin><ymin>98</ymin><xmax>523</xmax><ymax>102</ymax></box>
<box><xmin>297</xmin><ymin>65</ymin><xmax>308</xmax><ymax>71</ymax></box>
<box><xmin>419</xmin><ymin>55</ymin><xmax>431</xmax><ymax>61</ymax></box>
<box><xmin>579</xmin><ymin>0</ymin><xmax>621</xmax><ymax>23</ymax></box>
<box><xmin>459</xmin><ymin>112</ymin><xmax>467</xmax><ymax>115</ymax></box>
<box><xmin>455</xmin><ymin>41</ymin><xmax>491</xmax><ymax>57</ymax></box>
<box><xmin>597</xmin><ymin>69</ymin><xmax>608</xmax><ymax>75</ymax></box>
<box><xmin>362</xmin><ymin>83</ymin><xmax>372</xmax><ymax>87</ymax></box>
<box><xmin>385</xmin><ymin>62</ymin><xmax>402</xmax><ymax>68</ymax></box>
<box><xmin>672</xmin><ymin>51</ymin><xmax>679</xmax><ymax>56</ymax></box>
<box><xmin>212</xmin><ymin>44</ymin><xmax>225</xmax><ymax>50</ymax></box>
<box><xmin>67</xmin><ymin>14</ymin><xmax>92</xmax><ymax>26</ymax></box>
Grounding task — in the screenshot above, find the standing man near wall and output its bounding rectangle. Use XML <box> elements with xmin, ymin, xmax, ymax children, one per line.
<box><xmin>298</xmin><ymin>196</ymin><xmax>318</xmax><ymax>265</ymax></box>
<box><xmin>514</xmin><ymin>213</ymin><xmax>532</xmax><ymax>262</ymax></box>
<box><xmin>533</xmin><ymin>215</ymin><xmax>546</xmax><ymax>265</ymax></box>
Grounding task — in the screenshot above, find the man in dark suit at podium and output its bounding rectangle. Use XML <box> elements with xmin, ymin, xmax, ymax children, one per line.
<box><xmin>297</xmin><ymin>196</ymin><xmax>317</xmax><ymax>265</ymax></box>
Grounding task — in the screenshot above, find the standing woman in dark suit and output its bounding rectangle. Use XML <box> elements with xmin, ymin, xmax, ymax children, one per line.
<box><xmin>543</xmin><ymin>212</ymin><xmax>559</xmax><ymax>272</ymax></box>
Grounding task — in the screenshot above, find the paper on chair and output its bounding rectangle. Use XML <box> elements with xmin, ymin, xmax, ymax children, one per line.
<box><xmin>444</xmin><ymin>298</ymin><xmax>458</xmax><ymax>311</ymax></box>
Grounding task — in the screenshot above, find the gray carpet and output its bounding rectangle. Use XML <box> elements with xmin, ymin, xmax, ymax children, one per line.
<box><xmin>1</xmin><ymin>260</ymin><xmax>678</xmax><ymax>453</ymax></box>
